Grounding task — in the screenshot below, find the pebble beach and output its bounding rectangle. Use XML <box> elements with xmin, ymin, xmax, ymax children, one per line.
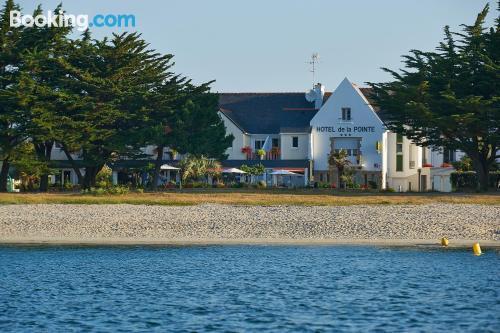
<box><xmin>0</xmin><ymin>203</ymin><xmax>499</xmax><ymax>245</ymax></box>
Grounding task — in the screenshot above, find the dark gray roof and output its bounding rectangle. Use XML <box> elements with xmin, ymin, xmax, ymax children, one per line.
<box><xmin>358</xmin><ymin>87</ymin><xmax>389</xmax><ymax>122</ymax></box>
<box><xmin>219</xmin><ymin>93</ymin><xmax>319</xmax><ymax>134</ymax></box>
<box><xmin>219</xmin><ymin>89</ymin><xmax>385</xmax><ymax>133</ymax></box>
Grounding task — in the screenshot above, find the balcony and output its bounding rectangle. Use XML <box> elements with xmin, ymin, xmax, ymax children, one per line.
<box><xmin>241</xmin><ymin>146</ymin><xmax>281</xmax><ymax>160</ymax></box>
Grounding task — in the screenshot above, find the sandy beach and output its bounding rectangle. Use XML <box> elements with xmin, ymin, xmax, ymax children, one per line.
<box><xmin>0</xmin><ymin>203</ymin><xmax>498</xmax><ymax>246</ymax></box>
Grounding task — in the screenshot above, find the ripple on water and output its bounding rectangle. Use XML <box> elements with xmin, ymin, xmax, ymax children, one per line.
<box><xmin>0</xmin><ymin>245</ymin><xmax>499</xmax><ymax>332</ymax></box>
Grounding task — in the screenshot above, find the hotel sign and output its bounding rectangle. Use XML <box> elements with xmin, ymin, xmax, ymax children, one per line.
<box><xmin>315</xmin><ymin>126</ymin><xmax>375</xmax><ymax>133</ymax></box>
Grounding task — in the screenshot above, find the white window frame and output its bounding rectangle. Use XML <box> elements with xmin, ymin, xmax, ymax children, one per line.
<box><xmin>341</xmin><ymin>107</ymin><xmax>351</xmax><ymax>121</ymax></box>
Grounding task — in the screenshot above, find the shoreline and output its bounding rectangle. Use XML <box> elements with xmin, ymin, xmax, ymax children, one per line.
<box><xmin>1</xmin><ymin>203</ymin><xmax>499</xmax><ymax>247</ymax></box>
<box><xmin>1</xmin><ymin>237</ymin><xmax>499</xmax><ymax>248</ymax></box>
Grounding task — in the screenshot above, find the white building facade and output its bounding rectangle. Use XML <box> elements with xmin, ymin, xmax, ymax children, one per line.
<box><xmin>219</xmin><ymin>78</ymin><xmax>461</xmax><ymax>191</ymax></box>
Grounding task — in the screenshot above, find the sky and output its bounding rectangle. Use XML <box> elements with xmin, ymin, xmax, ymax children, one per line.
<box><xmin>17</xmin><ymin>0</ymin><xmax>497</xmax><ymax>93</ymax></box>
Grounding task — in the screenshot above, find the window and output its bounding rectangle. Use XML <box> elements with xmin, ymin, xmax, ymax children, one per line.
<box><xmin>443</xmin><ymin>149</ymin><xmax>455</xmax><ymax>163</ymax></box>
<box><xmin>396</xmin><ymin>155</ymin><xmax>403</xmax><ymax>172</ymax></box>
<box><xmin>396</xmin><ymin>133</ymin><xmax>403</xmax><ymax>171</ymax></box>
<box><xmin>341</xmin><ymin>107</ymin><xmax>351</xmax><ymax>121</ymax></box>
<box><xmin>272</xmin><ymin>138</ymin><xmax>279</xmax><ymax>148</ymax></box>
<box><xmin>422</xmin><ymin>148</ymin><xmax>428</xmax><ymax>164</ymax></box>
<box><xmin>254</xmin><ymin>140</ymin><xmax>265</xmax><ymax>150</ymax></box>
<box><xmin>409</xmin><ymin>144</ymin><xmax>415</xmax><ymax>168</ymax></box>
<box><xmin>292</xmin><ymin>136</ymin><xmax>298</xmax><ymax>148</ymax></box>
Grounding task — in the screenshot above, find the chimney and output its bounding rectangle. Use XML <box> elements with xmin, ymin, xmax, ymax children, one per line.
<box><xmin>314</xmin><ymin>83</ymin><xmax>325</xmax><ymax>109</ymax></box>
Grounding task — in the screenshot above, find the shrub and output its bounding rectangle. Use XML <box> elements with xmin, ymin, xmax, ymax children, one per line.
<box><xmin>317</xmin><ymin>182</ymin><xmax>330</xmax><ymax>188</ymax></box>
<box><xmin>240</xmin><ymin>163</ymin><xmax>265</xmax><ymax>176</ymax></box>
<box><xmin>82</xmin><ymin>185</ymin><xmax>130</xmax><ymax>195</ymax></box>
<box><xmin>191</xmin><ymin>181</ymin><xmax>209</xmax><ymax>188</ymax></box>
<box><xmin>257</xmin><ymin>180</ymin><xmax>267</xmax><ymax>188</ymax></box>
<box><xmin>452</xmin><ymin>156</ymin><xmax>473</xmax><ymax>171</ymax></box>
<box><xmin>451</xmin><ymin>171</ymin><xmax>500</xmax><ymax>190</ymax></box>
<box><xmin>96</xmin><ymin>165</ymin><xmax>113</xmax><ymax>188</ymax></box>
<box><xmin>108</xmin><ymin>185</ymin><xmax>130</xmax><ymax>195</ymax></box>
<box><xmin>94</xmin><ymin>187</ymin><xmax>106</xmax><ymax>195</ymax></box>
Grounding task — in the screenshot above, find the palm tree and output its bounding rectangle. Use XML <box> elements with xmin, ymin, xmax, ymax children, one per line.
<box><xmin>179</xmin><ymin>155</ymin><xmax>221</xmax><ymax>184</ymax></box>
<box><xmin>328</xmin><ymin>149</ymin><xmax>351</xmax><ymax>188</ymax></box>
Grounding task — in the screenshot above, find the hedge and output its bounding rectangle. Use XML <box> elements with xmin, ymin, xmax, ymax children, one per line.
<box><xmin>450</xmin><ymin>171</ymin><xmax>500</xmax><ymax>190</ymax></box>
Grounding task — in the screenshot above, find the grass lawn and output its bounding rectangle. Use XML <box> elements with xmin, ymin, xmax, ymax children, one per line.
<box><xmin>0</xmin><ymin>190</ymin><xmax>498</xmax><ymax>206</ymax></box>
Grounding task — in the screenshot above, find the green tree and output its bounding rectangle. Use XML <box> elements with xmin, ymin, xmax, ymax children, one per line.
<box><xmin>240</xmin><ymin>163</ymin><xmax>265</xmax><ymax>176</ymax></box>
<box><xmin>452</xmin><ymin>155</ymin><xmax>474</xmax><ymax>171</ymax></box>
<box><xmin>52</xmin><ymin>32</ymin><xmax>172</xmax><ymax>189</ymax></box>
<box><xmin>10</xmin><ymin>141</ymin><xmax>52</xmax><ymax>191</ymax></box>
<box><xmin>179</xmin><ymin>154</ymin><xmax>221</xmax><ymax>184</ymax></box>
<box><xmin>328</xmin><ymin>149</ymin><xmax>351</xmax><ymax>188</ymax></box>
<box><xmin>3</xmin><ymin>4</ymin><xmax>74</xmax><ymax>191</ymax></box>
<box><xmin>146</xmin><ymin>81</ymin><xmax>233</xmax><ymax>190</ymax></box>
<box><xmin>0</xmin><ymin>0</ymin><xmax>26</xmax><ymax>191</ymax></box>
<box><xmin>369</xmin><ymin>4</ymin><xmax>499</xmax><ymax>191</ymax></box>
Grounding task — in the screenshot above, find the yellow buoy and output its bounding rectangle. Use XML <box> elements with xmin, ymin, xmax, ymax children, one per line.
<box><xmin>441</xmin><ymin>237</ymin><xmax>449</xmax><ymax>247</ymax></box>
<box><xmin>472</xmin><ymin>242</ymin><xmax>482</xmax><ymax>256</ymax></box>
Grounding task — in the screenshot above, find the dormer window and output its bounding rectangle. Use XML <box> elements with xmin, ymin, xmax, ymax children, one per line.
<box><xmin>341</xmin><ymin>107</ymin><xmax>351</xmax><ymax>121</ymax></box>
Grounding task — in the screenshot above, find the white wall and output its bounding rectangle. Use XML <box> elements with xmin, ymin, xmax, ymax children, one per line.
<box><xmin>385</xmin><ymin>132</ymin><xmax>424</xmax><ymax>191</ymax></box>
<box><xmin>280</xmin><ymin>133</ymin><xmax>308</xmax><ymax>160</ymax></box>
<box><xmin>310</xmin><ymin>78</ymin><xmax>385</xmax><ymax>171</ymax></box>
<box><xmin>385</xmin><ymin>132</ymin><xmax>422</xmax><ymax>177</ymax></box>
<box><xmin>219</xmin><ymin>112</ymin><xmax>248</xmax><ymax>160</ymax></box>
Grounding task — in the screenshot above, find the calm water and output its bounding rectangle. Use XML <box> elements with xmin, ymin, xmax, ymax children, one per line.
<box><xmin>0</xmin><ymin>245</ymin><xmax>499</xmax><ymax>332</ymax></box>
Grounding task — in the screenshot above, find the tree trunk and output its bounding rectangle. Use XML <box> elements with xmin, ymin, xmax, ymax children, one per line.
<box><xmin>338</xmin><ymin>166</ymin><xmax>344</xmax><ymax>189</ymax></box>
<box><xmin>469</xmin><ymin>152</ymin><xmax>492</xmax><ymax>192</ymax></box>
<box><xmin>39</xmin><ymin>174</ymin><xmax>49</xmax><ymax>192</ymax></box>
<box><xmin>36</xmin><ymin>141</ymin><xmax>54</xmax><ymax>192</ymax></box>
<box><xmin>82</xmin><ymin>165</ymin><xmax>103</xmax><ymax>190</ymax></box>
<box><xmin>62</xmin><ymin>146</ymin><xmax>83</xmax><ymax>186</ymax></box>
<box><xmin>0</xmin><ymin>157</ymin><xmax>10</xmax><ymax>192</ymax></box>
<box><xmin>474</xmin><ymin>159</ymin><xmax>490</xmax><ymax>192</ymax></box>
<box><xmin>151</xmin><ymin>145</ymin><xmax>164</xmax><ymax>191</ymax></box>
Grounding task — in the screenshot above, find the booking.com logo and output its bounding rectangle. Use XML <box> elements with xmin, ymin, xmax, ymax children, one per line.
<box><xmin>10</xmin><ymin>10</ymin><xmax>136</xmax><ymax>31</ymax></box>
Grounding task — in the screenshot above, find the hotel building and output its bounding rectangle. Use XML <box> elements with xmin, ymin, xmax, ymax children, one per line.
<box><xmin>218</xmin><ymin>78</ymin><xmax>462</xmax><ymax>191</ymax></box>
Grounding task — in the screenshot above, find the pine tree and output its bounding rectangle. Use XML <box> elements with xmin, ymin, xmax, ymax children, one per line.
<box><xmin>0</xmin><ymin>0</ymin><xmax>25</xmax><ymax>191</ymax></box>
<box><xmin>12</xmin><ymin>4</ymin><xmax>73</xmax><ymax>191</ymax></box>
<box><xmin>369</xmin><ymin>3</ymin><xmax>499</xmax><ymax>191</ymax></box>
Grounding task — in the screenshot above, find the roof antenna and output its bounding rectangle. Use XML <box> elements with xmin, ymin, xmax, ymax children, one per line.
<box><xmin>307</xmin><ymin>53</ymin><xmax>320</xmax><ymax>88</ymax></box>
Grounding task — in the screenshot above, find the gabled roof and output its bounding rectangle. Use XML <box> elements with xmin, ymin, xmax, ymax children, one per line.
<box><xmin>219</xmin><ymin>93</ymin><xmax>319</xmax><ymax>134</ymax></box>
<box><xmin>218</xmin><ymin>84</ymin><xmax>385</xmax><ymax>134</ymax></box>
<box><xmin>358</xmin><ymin>87</ymin><xmax>387</xmax><ymax>121</ymax></box>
